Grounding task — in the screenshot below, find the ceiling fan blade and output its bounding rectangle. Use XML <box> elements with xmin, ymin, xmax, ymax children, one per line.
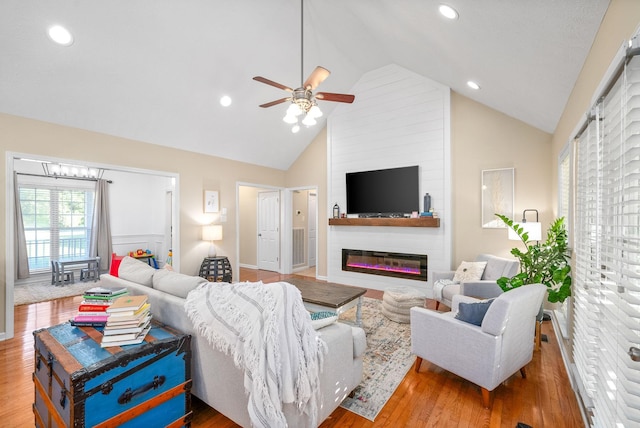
<box><xmin>315</xmin><ymin>92</ymin><xmax>355</xmax><ymax>103</ymax></box>
<box><xmin>259</xmin><ymin>97</ymin><xmax>291</xmax><ymax>108</ymax></box>
<box><xmin>253</xmin><ymin>76</ymin><xmax>293</xmax><ymax>92</ymax></box>
<box><xmin>303</xmin><ymin>66</ymin><xmax>331</xmax><ymax>90</ymax></box>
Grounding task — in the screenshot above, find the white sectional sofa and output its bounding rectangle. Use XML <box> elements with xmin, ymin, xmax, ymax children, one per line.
<box><xmin>100</xmin><ymin>257</ymin><xmax>366</xmax><ymax>427</ymax></box>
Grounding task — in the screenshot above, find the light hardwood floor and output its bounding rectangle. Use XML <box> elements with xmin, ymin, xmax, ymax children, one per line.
<box><xmin>0</xmin><ymin>269</ymin><xmax>585</xmax><ymax>427</ymax></box>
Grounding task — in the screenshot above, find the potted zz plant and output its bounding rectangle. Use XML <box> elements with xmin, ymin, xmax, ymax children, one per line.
<box><xmin>494</xmin><ymin>213</ymin><xmax>572</xmax><ymax>304</ymax></box>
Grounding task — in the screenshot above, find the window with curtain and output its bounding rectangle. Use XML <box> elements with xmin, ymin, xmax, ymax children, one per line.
<box><xmin>19</xmin><ymin>183</ymin><xmax>95</xmax><ymax>272</ymax></box>
<box><xmin>573</xmin><ymin>52</ymin><xmax>640</xmax><ymax>426</ymax></box>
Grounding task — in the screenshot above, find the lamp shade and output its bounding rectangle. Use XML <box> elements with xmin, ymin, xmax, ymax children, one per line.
<box><xmin>203</xmin><ymin>224</ymin><xmax>223</xmax><ymax>241</ymax></box>
<box><xmin>508</xmin><ymin>222</ymin><xmax>542</xmax><ymax>241</ymax></box>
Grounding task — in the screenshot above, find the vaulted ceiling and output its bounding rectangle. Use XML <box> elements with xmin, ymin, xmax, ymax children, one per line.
<box><xmin>0</xmin><ymin>1</ymin><xmax>610</xmax><ymax>170</ymax></box>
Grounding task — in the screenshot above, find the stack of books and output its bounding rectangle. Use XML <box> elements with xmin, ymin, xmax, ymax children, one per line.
<box><xmin>71</xmin><ymin>286</ymin><xmax>129</xmax><ymax>327</ymax></box>
<box><xmin>101</xmin><ymin>295</ymin><xmax>152</xmax><ymax>348</ymax></box>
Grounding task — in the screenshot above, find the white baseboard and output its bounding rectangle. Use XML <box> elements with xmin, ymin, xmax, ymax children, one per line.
<box><xmin>239</xmin><ymin>263</ymin><xmax>258</xmax><ymax>270</ymax></box>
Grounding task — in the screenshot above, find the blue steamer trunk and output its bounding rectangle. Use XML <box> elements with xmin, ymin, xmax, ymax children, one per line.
<box><xmin>33</xmin><ymin>321</ymin><xmax>192</xmax><ymax>427</ymax></box>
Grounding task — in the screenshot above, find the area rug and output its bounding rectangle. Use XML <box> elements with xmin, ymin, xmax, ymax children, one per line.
<box><xmin>339</xmin><ymin>296</ymin><xmax>415</xmax><ymax>421</ymax></box>
<box><xmin>14</xmin><ymin>278</ymin><xmax>101</xmax><ymax>306</ymax></box>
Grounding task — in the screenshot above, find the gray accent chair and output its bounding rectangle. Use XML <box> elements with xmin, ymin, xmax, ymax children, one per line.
<box><xmin>431</xmin><ymin>254</ymin><xmax>520</xmax><ymax>310</ymax></box>
<box><xmin>410</xmin><ymin>283</ymin><xmax>547</xmax><ymax>407</ymax></box>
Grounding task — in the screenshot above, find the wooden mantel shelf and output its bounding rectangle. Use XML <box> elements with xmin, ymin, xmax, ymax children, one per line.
<box><xmin>328</xmin><ymin>217</ymin><xmax>440</xmax><ymax>227</ymax></box>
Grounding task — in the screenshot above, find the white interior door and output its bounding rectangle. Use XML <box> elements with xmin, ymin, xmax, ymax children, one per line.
<box><xmin>257</xmin><ymin>190</ymin><xmax>280</xmax><ymax>272</ymax></box>
<box><xmin>308</xmin><ymin>192</ymin><xmax>317</xmax><ymax>267</ymax></box>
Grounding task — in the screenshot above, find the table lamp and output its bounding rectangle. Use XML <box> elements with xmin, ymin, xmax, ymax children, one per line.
<box><xmin>203</xmin><ymin>224</ymin><xmax>223</xmax><ymax>257</ymax></box>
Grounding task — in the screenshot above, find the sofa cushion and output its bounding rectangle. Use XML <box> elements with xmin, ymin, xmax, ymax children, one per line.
<box><xmin>153</xmin><ymin>268</ymin><xmax>208</xmax><ymax>299</ymax></box>
<box><xmin>118</xmin><ymin>256</ymin><xmax>155</xmax><ymax>287</ymax></box>
<box><xmin>453</xmin><ymin>261</ymin><xmax>487</xmax><ymax>283</ymax></box>
<box><xmin>455</xmin><ymin>299</ymin><xmax>494</xmax><ymax>326</ymax></box>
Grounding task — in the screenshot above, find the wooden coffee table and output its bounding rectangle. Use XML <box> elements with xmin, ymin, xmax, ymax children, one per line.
<box><xmin>286</xmin><ymin>278</ymin><xmax>367</xmax><ymax>326</ymax></box>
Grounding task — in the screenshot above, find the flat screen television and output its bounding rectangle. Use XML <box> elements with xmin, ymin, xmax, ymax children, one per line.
<box><xmin>346</xmin><ymin>165</ymin><xmax>419</xmax><ymax>216</ymax></box>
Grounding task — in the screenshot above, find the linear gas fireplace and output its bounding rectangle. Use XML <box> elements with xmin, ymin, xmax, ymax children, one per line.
<box><xmin>342</xmin><ymin>249</ymin><xmax>427</xmax><ymax>281</ymax></box>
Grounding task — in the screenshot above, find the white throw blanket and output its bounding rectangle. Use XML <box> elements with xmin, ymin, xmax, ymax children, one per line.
<box><xmin>184</xmin><ymin>281</ymin><xmax>327</xmax><ymax>428</ymax></box>
<box><xmin>432</xmin><ymin>279</ymin><xmax>456</xmax><ymax>301</ymax></box>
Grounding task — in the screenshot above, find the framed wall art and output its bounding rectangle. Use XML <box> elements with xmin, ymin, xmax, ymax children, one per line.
<box><xmin>204</xmin><ymin>190</ymin><xmax>219</xmax><ymax>213</ymax></box>
<box><xmin>481</xmin><ymin>168</ymin><xmax>514</xmax><ymax>228</ymax></box>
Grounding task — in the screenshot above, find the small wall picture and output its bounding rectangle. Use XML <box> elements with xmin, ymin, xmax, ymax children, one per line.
<box><xmin>481</xmin><ymin>168</ymin><xmax>514</xmax><ymax>228</ymax></box>
<box><xmin>204</xmin><ymin>190</ymin><xmax>219</xmax><ymax>213</ymax></box>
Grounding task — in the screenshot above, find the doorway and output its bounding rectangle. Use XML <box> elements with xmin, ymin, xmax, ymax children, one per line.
<box><xmin>5</xmin><ymin>153</ymin><xmax>179</xmax><ymax>341</ymax></box>
<box><xmin>290</xmin><ymin>187</ymin><xmax>318</xmax><ymax>278</ymax></box>
<box><xmin>236</xmin><ymin>184</ymin><xmax>318</xmax><ymax>278</ymax></box>
<box><xmin>257</xmin><ymin>190</ymin><xmax>280</xmax><ymax>272</ymax></box>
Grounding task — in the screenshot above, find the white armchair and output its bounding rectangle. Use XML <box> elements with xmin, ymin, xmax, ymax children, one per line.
<box><xmin>410</xmin><ymin>283</ymin><xmax>547</xmax><ymax>407</ymax></box>
<box><xmin>431</xmin><ymin>254</ymin><xmax>520</xmax><ymax>310</ymax></box>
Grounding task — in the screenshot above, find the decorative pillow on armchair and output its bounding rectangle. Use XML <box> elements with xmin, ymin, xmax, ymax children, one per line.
<box><xmin>452</xmin><ymin>261</ymin><xmax>487</xmax><ymax>283</ymax></box>
<box><xmin>455</xmin><ymin>299</ymin><xmax>495</xmax><ymax>326</ymax></box>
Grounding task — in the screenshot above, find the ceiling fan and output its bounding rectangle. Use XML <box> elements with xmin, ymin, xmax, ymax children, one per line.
<box><xmin>252</xmin><ymin>0</ymin><xmax>355</xmax><ymax>130</ymax></box>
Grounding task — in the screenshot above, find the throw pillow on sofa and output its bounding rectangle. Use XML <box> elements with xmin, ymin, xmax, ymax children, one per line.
<box><xmin>153</xmin><ymin>268</ymin><xmax>207</xmax><ymax>299</ymax></box>
<box><xmin>309</xmin><ymin>311</ymin><xmax>338</xmax><ymax>330</ymax></box>
<box><xmin>110</xmin><ymin>253</ymin><xmax>125</xmax><ymax>277</ymax></box>
<box><xmin>118</xmin><ymin>256</ymin><xmax>155</xmax><ymax>287</ymax></box>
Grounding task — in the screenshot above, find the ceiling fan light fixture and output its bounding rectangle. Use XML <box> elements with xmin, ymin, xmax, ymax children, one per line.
<box><xmin>291</xmin><ymin>125</ymin><xmax>301</xmax><ymax>133</ymax></box>
<box><xmin>292</xmin><ymin>88</ymin><xmax>313</xmax><ymax>112</ymax></box>
<box><xmin>287</xmin><ymin>103</ymin><xmax>304</xmax><ymax>116</ymax></box>
<box><xmin>302</xmin><ymin>114</ymin><xmax>317</xmax><ymax>127</ymax></box>
<box><xmin>308</xmin><ymin>104</ymin><xmax>322</xmax><ymax>118</ymax></box>
<box><xmin>283</xmin><ymin>114</ymin><xmax>298</xmax><ymax>124</ymax></box>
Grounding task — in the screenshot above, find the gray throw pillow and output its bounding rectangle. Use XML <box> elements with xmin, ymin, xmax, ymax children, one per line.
<box><xmin>455</xmin><ymin>299</ymin><xmax>494</xmax><ymax>326</ymax></box>
<box><xmin>118</xmin><ymin>256</ymin><xmax>155</xmax><ymax>287</ymax></box>
<box><xmin>153</xmin><ymin>268</ymin><xmax>207</xmax><ymax>299</ymax></box>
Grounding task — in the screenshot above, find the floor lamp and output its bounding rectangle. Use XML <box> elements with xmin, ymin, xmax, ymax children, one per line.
<box><xmin>508</xmin><ymin>209</ymin><xmax>542</xmax><ymax>243</ymax></box>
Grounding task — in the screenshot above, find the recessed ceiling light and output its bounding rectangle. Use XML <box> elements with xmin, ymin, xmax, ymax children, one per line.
<box><xmin>48</xmin><ymin>25</ymin><xmax>74</xmax><ymax>46</ymax></box>
<box><xmin>439</xmin><ymin>4</ymin><xmax>459</xmax><ymax>20</ymax></box>
<box><xmin>220</xmin><ymin>95</ymin><xmax>232</xmax><ymax>107</ymax></box>
<box><xmin>467</xmin><ymin>81</ymin><xmax>480</xmax><ymax>90</ymax></box>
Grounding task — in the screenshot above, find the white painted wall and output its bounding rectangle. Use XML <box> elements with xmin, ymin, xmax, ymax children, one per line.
<box><xmin>105</xmin><ymin>169</ymin><xmax>173</xmax><ymax>263</ymax></box>
<box><xmin>327</xmin><ymin>64</ymin><xmax>452</xmax><ymax>295</ymax></box>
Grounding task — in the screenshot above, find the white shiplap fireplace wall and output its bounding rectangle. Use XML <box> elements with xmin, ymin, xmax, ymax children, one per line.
<box><xmin>327</xmin><ymin>64</ymin><xmax>451</xmax><ymax>295</ymax></box>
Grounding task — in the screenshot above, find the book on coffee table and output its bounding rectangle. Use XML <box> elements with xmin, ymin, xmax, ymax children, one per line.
<box><xmin>106</xmin><ymin>295</ymin><xmax>148</xmax><ymax>315</ymax></box>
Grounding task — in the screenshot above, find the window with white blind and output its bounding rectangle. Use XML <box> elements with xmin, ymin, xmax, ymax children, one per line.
<box><xmin>558</xmin><ymin>145</ymin><xmax>572</xmax><ymax>231</ymax></box>
<box><xmin>555</xmin><ymin>142</ymin><xmax>574</xmax><ymax>338</ymax></box>
<box><xmin>19</xmin><ymin>183</ymin><xmax>95</xmax><ymax>272</ymax></box>
<box><xmin>573</xmin><ymin>51</ymin><xmax>640</xmax><ymax>427</ymax></box>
